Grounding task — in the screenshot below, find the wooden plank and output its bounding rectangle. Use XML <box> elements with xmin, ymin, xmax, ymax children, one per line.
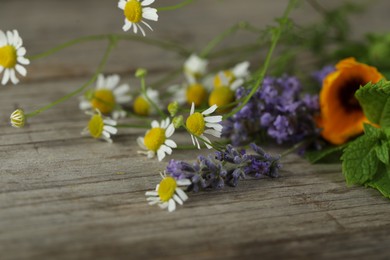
<box><xmin>1</xmin><ymin>0</ymin><xmax>390</xmax><ymax>259</ymax></box>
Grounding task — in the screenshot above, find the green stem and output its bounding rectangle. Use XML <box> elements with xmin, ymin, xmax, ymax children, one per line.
<box><xmin>223</xmin><ymin>0</ymin><xmax>297</xmax><ymax>120</ymax></box>
<box><xmin>200</xmin><ymin>21</ymin><xmax>261</xmax><ymax>58</ymax></box>
<box><xmin>139</xmin><ymin>75</ymin><xmax>167</xmax><ymax>119</ymax></box>
<box><xmin>280</xmin><ymin>139</ymin><xmax>309</xmax><ymax>158</ymax></box>
<box><xmin>25</xmin><ymin>41</ymin><xmax>115</xmax><ymax>118</ymax></box>
<box><xmin>27</xmin><ymin>34</ymin><xmax>191</xmax><ymax>61</ymax></box>
<box><xmin>157</xmin><ymin>0</ymin><xmax>194</xmax><ymax>12</ymax></box>
<box><xmin>176</xmin><ymin>145</ymin><xmax>198</xmax><ymax>150</ymax></box>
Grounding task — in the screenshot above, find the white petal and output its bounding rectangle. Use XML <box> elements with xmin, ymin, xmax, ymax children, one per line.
<box><xmin>137</xmin><ymin>137</ymin><xmax>147</xmax><ymax>150</ymax></box>
<box><xmin>103</xmin><ymin>125</ymin><xmax>118</xmax><ymax>135</ymax></box>
<box><xmin>2</xmin><ymin>69</ymin><xmax>10</xmax><ymax>85</ymax></box>
<box><xmin>142</xmin><ymin>9</ymin><xmax>158</xmax><ymax>21</ymax></box>
<box><xmin>116</xmin><ymin>96</ymin><xmax>132</xmax><ymax>103</ymax></box>
<box><xmin>164</xmin><ymin>139</ymin><xmax>177</xmax><ymax>148</ymax></box>
<box><xmin>175</xmin><ymin>188</ymin><xmax>189</xmax><ymax>201</ymax></box>
<box><xmin>204</xmin><ymin>129</ymin><xmax>221</xmax><ymax>138</ymax></box>
<box><xmin>177</xmin><ymin>179</ymin><xmax>191</xmax><ymax>186</ymax></box>
<box><xmin>141</xmin><ymin>0</ymin><xmax>155</xmax><ymax>6</ymax></box>
<box><xmin>15</xmin><ymin>64</ymin><xmax>27</xmax><ymax>77</ymax></box>
<box><xmin>148</xmin><ymin>200</ymin><xmax>160</xmax><ymax>205</ymax></box>
<box><xmin>137</xmin><ymin>24</ymin><xmax>146</xmax><ymax>37</ymax></box>
<box><xmin>133</xmin><ymin>23</ymin><xmax>138</xmax><ymax>34</ymax></box>
<box><xmin>123</xmin><ymin>20</ymin><xmax>132</xmax><ymax>31</ymax></box>
<box><xmin>0</xmin><ymin>31</ymin><xmax>6</xmax><ymax>44</ymax></box>
<box><xmin>102</xmin><ymin>131</ymin><xmax>111</xmax><ymax>139</ymax></box>
<box><xmin>168</xmin><ymin>199</ymin><xmax>176</xmax><ymax>212</ymax></box>
<box><xmin>160</xmin><ymin>145</ymin><xmax>172</xmax><ymax>155</ymax></box>
<box><xmin>206</xmin><ymin>122</ymin><xmax>223</xmax><ymax>132</ymax></box>
<box><xmin>232</xmin><ymin>61</ymin><xmax>250</xmax><ymax>78</ymax></box>
<box><xmin>151</xmin><ymin>120</ymin><xmax>159</xmax><ymax>128</ymax></box>
<box><xmin>17</xmin><ymin>47</ymin><xmax>26</xmax><ymax>56</ymax></box>
<box><xmin>118</xmin><ymin>0</ymin><xmax>126</xmax><ymax>9</ymax></box>
<box><xmin>202</xmin><ymin>105</ymin><xmax>218</xmax><ymax>115</ymax></box>
<box><xmin>113</xmin><ymin>84</ymin><xmax>130</xmax><ymax>95</ymax></box>
<box><xmin>79</xmin><ymin>101</ymin><xmax>92</xmax><ymax>110</ymax></box>
<box><xmin>6</xmin><ymin>31</ymin><xmax>14</xmax><ymax>45</ymax></box>
<box><xmin>201</xmin><ymin>135</ymin><xmax>213</xmax><ymax>149</ymax></box>
<box><xmin>141</xmin><ymin>21</ymin><xmax>153</xmax><ymax>31</ymax></box>
<box><xmin>231</xmin><ymin>79</ymin><xmax>244</xmax><ymax>91</ymax></box>
<box><xmin>147</xmin><ymin>151</ymin><xmax>155</xmax><ymax>158</ymax></box>
<box><xmin>173</xmin><ymin>194</ymin><xmax>183</xmax><ymax>205</ymax></box>
<box><xmin>103</xmin><ymin>119</ymin><xmax>117</xmax><ymax>126</ymax></box>
<box><xmin>9</xmin><ymin>69</ymin><xmax>19</xmax><ymax>84</ymax></box>
<box><xmin>159</xmin><ymin>202</ymin><xmax>168</xmax><ymax>209</ymax></box>
<box><xmin>165</xmin><ymin>124</ymin><xmax>175</xmax><ymax>138</ymax></box>
<box><xmin>157</xmin><ymin>149</ymin><xmax>166</xmax><ymax>162</ymax></box>
<box><xmin>190</xmin><ymin>134</ymin><xmax>196</xmax><ymax>146</ymax></box>
<box><xmin>204</xmin><ymin>115</ymin><xmax>222</xmax><ymax>123</ymax></box>
<box><xmin>17</xmin><ymin>57</ymin><xmax>30</xmax><ymax>65</ymax></box>
<box><xmin>106</xmin><ymin>74</ymin><xmax>120</xmax><ymax>89</ymax></box>
<box><xmin>145</xmin><ymin>191</ymin><xmax>158</xmax><ymax>196</ymax></box>
<box><xmin>190</xmin><ymin>102</ymin><xmax>195</xmax><ymax>115</ymax></box>
<box><xmin>195</xmin><ymin>137</ymin><xmax>201</xmax><ymax>149</ymax></box>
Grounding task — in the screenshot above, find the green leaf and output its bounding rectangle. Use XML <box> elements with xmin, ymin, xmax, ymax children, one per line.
<box><xmin>375</xmin><ymin>141</ymin><xmax>389</xmax><ymax>165</ymax></box>
<box><xmin>366</xmin><ymin>164</ymin><xmax>390</xmax><ymax>199</ymax></box>
<box><xmin>305</xmin><ymin>144</ymin><xmax>346</xmax><ymax>164</ymax></box>
<box><xmin>341</xmin><ymin>135</ymin><xmax>379</xmax><ymax>185</ymax></box>
<box><xmin>363</xmin><ymin>123</ymin><xmax>382</xmax><ymax>137</ymax></box>
<box><xmin>355</xmin><ymin>80</ymin><xmax>390</xmax><ymax>128</ymax></box>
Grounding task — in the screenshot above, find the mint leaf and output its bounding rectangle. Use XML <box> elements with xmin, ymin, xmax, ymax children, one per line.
<box><xmin>375</xmin><ymin>141</ymin><xmax>389</xmax><ymax>164</ymax></box>
<box><xmin>363</xmin><ymin>123</ymin><xmax>382</xmax><ymax>138</ymax></box>
<box><xmin>366</xmin><ymin>164</ymin><xmax>390</xmax><ymax>199</ymax></box>
<box><xmin>305</xmin><ymin>144</ymin><xmax>346</xmax><ymax>163</ymax></box>
<box><xmin>355</xmin><ymin>80</ymin><xmax>390</xmax><ymax>128</ymax></box>
<box><xmin>341</xmin><ymin>134</ymin><xmax>379</xmax><ymax>185</ymax></box>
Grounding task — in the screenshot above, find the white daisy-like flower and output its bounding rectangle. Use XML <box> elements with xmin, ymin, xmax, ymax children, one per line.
<box><xmin>213</xmin><ymin>61</ymin><xmax>250</xmax><ymax>90</ymax></box>
<box><xmin>82</xmin><ymin>109</ymin><xmax>118</xmax><ymax>143</ymax></box>
<box><xmin>184</xmin><ymin>54</ymin><xmax>208</xmax><ymax>84</ymax></box>
<box><xmin>79</xmin><ymin>74</ymin><xmax>131</xmax><ymax>120</ymax></box>
<box><xmin>0</xmin><ymin>30</ymin><xmax>30</xmax><ymax>85</ymax></box>
<box><xmin>133</xmin><ymin>88</ymin><xmax>161</xmax><ymax>116</ymax></box>
<box><xmin>185</xmin><ymin>102</ymin><xmax>223</xmax><ymax>149</ymax></box>
<box><xmin>118</xmin><ymin>0</ymin><xmax>158</xmax><ymax>36</ymax></box>
<box><xmin>137</xmin><ymin>118</ymin><xmax>177</xmax><ymax>161</ymax></box>
<box><xmin>145</xmin><ymin>172</ymin><xmax>191</xmax><ymax>212</ymax></box>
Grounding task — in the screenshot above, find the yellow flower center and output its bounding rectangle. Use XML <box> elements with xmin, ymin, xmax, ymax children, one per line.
<box><xmin>208</xmin><ymin>87</ymin><xmax>235</xmax><ymax>109</ymax></box>
<box><xmin>0</xmin><ymin>45</ymin><xmax>17</xmax><ymax>68</ymax></box>
<box><xmin>133</xmin><ymin>95</ymin><xmax>150</xmax><ymax>116</ymax></box>
<box><xmin>186</xmin><ymin>83</ymin><xmax>208</xmax><ymax>106</ymax></box>
<box><xmin>186</xmin><ymin>112</ymin><xmax>205</xmax><ymax>136</ymax></box>
<box><xmin>158</xmin><ymin>177</ymin><xmax>177</xmax><ymax>202</ymax></box>
<box><xmin>90</xmin><ymin>89</ymin><xmax>116</xmax><ymax>114</ymax></box>
<box><xmin>88</xmin><ymin>114</ymin><xmax>104</xmax><ymax>138</ymax></box>
<box><xmin>124</xmin><ymin>0</ymin><xmax>143</xmax><ymax>23</ymax></box>
<box><xmin>144</xmin><ymin>127</ymin><xmax>166</xmax><ymax>152</ymax></box>
<box><xmin>214</xmin><ymin>70</ymin><xmax>235</xmax><ymax>88</ymax></box>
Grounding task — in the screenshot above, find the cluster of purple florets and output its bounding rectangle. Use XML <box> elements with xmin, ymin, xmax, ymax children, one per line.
<box><xmin>166</xmin><ymin>144</ymin><xmax>281</xmax><ymax>191</ymax></box>
<box><xmin>222</xmin><ymin>75</ymin><xmax>320</xmax><ymax>146</ymax></box>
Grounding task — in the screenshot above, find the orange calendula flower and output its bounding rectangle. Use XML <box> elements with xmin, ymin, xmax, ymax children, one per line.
<box><xmin>317</xmin><ymin>58</ymin><xmax>384</xmax><ymax>145</ymax></box>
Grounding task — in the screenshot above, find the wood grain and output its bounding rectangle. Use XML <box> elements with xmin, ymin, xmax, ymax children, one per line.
<box><xmin>1</xmin><ymin>0</ymin><xmax>390</xmax><ymax>259</ymax></box>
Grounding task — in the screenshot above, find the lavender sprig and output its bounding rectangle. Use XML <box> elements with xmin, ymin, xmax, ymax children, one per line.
<box><xmin>166</xmin><ymin>143</ymin><xmax>282</xmax><ymax>191</ymax></box>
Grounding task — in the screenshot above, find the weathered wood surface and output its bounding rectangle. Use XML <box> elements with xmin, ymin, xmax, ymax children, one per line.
<box><xmin>2</xmin><ymin>0</ymin><xmax>390</xmax><ymax>259</ymax></box>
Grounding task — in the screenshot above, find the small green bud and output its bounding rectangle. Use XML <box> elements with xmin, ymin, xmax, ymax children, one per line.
<box><xmin>135</xmin><ymin>68</ymin><xmax>147</xmax><ymax>78</ymax></box>
<box><xmin>10</xmin><ymin>109</ymin><xmax>26</xmax><ymax>128</ymax></box>
<box><xmin>167</xmin><ymin>101</ymin><xmax>179</xmax><ymax>117</ymax></box>
<box><xmin>172</xmin><ymin>115</ymin><xmax>183</xmax><ymax>129</ymax></box>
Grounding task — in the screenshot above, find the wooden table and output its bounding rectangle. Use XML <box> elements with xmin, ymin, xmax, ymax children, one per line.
<box><xmin>1</xmin><ymin>0</ymin><xmax>390</xmax><ymax>259</ymax></box>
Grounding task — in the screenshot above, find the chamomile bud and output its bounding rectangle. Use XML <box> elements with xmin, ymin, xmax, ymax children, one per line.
<box><xmin>168</xmin><ymin>101</ymin><xmax>179</xmax><ymax>117</ymax></box>
<box><xmin>10</xmin><ymin>109</ymin><xmax>26</xmax><ymax>128</ymax></box>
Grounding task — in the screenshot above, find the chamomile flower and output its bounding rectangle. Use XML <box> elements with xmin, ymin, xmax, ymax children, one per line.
<box><xmin>133</xmin><ymin>88</ymin><xmax>161</xmax><ymax>116</ymax></box>
<box><xmin>145</xmin><ymin>172</ymin><xmax>191</xmax><ymax>212</ymax></box>
<box><xmin>10</xmin><ymin>108</ymin><xmax>26</xmax><ymax>128</ymax></box>
<box><xmin>82</xmin><ymin>110</ymin><xmax>118</xmax><ymax>143</ymax></box>
<box><xmin>186</xmin><ymin>102</ymin><xmax>223</xmax><ymax>149</ymax></box>
<box><xmin>184</xmin><ymin>54</ymin><xmax>208</xmax><ymax>83</ymax></box>
<box><xmin>0</xmin><ymin>30</ymin><xmax>30</xmax><ymax>85</ymax></box>
<box><xmin>137</xmin><ymin>118</ymin><xmax>177</xmax><ymax>161</ymax></box>
<box><xmin>213</xmin><ymin>61</ymin><xmax>250</xmax><ymax>89</ymax></box>
<box><xmin>118</xmin><ymin>0</ymin><xmax>158</xmax><ymax>36</ymax></box>
<box><xmin>79</xmin><ymin>74</ymin><xmax>131</xmax><ymax>120</ymax></box>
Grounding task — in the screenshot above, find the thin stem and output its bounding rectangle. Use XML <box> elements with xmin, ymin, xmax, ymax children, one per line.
<box><xmin>139</xmin><ymin>76</ymin><xmax>167</xmax><ymax>119</ymax></box>
<box><xmin>25</xmin><ymin>41</ymin><xmax>115</xmax><ymax>118</ymax></box>
<box><xmin>280</xmin><ymin>139</ymin><xmax>309</xmax><ymax>158</ymax></box>
<box><xmin>27</xmin><ymin>34</ymin><xmax>191</xmax><ymax>61</ymax></box>
<box><xmin>223</xmin><ymin>0</ymin><xmax>297</xmax><ymax>120</ymax></box>
<box><xmin>176</xmin><ymin>145</ymin><xmax>197</xmax><ymax>150</ymax></box>
<box><xmin>157</xmin><ymin>0</ymin><xmax>194</xmax><ymax>12</ymax></box>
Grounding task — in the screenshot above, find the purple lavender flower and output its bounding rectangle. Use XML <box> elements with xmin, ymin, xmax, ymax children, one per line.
<box><xmin>312</xmin><ymin>65</ymin><xmax>335</xmax><ymax>84</ymax></box>
<box><xmin>222</xmin><ymin>75</ymin><xmax>320</xmax><ymax>146</ymax></box>
<box><xmin>166</xmin><ymin>144</ymin><xmax>282</xmax><ymax>191</ymax></box>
